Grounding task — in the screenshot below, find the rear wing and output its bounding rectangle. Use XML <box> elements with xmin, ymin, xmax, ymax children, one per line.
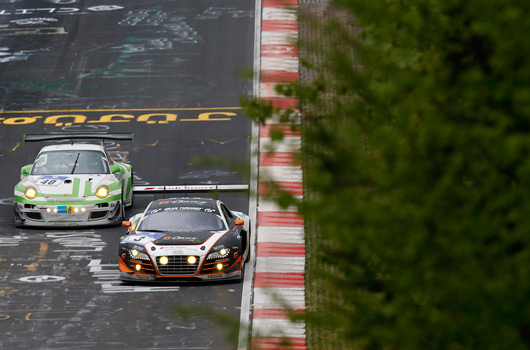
<box><xmin>24</xmin><ymin>133</ymin><xmax>134</xmax><ymax>145</ymax></box>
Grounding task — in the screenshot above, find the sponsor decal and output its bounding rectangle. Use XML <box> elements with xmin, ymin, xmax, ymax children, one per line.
<box><xmin>163</xmin><ymin>206</ymin><xmax>202</xmax><ymax>212</ymax></box>
<box><xmin>57</xmin><ymin>205</ymin><xmax>73</xmax><ymax>214</ymax></box>
<box><xmin>205</xmin><ymin>274</ymin><xmax>224</xmax><ymax>279</ymax></box>
<box><xmin>36</xmin><ymin>175</ymin><xmax>68</xmax><ymax>186</ymax></box>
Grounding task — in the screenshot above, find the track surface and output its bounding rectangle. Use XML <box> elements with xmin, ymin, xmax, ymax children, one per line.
<box><xmin>0</xmin><ymin>1</ymin><xmax>254</xmax><ymax>349</ymax></box>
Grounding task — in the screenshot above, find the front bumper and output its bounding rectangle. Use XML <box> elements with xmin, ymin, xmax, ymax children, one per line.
<box><xmin>14</xmin><ymin>200</ymin><xmax>122</xmax><ymax>227</ymax></box>
<box><xmin>118</xmin><ymin>252</ymin><xmax>243</xmax><ymax>283</ymax></box>
<box><xmin>118</xmin><ymin>269</ymin><xmax>242</xmax><ymax>282</ymax></box>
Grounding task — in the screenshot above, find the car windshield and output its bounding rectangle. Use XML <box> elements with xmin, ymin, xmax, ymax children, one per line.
<box><xmin>31</xmin><ymin>150</ymin><xmax>110</xmax><ymax>175</ymax></box>
<box><xmin>138</xmin><ymin>211</ymin><xmax>226</xmax><ymax>232</ymax></box>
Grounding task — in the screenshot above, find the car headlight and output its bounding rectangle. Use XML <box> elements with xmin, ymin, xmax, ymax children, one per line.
<box><xmin>95</xmin><ymin>185</ymin><xmax>109</xmax><ymax>198</ymax></box>
<box><xmin>24</xmin><ymin>186</ymin><xmax>38</xmax><ymax>199</ymax></box>
<box><xmin>207</xmin><ymin>247</ymin><xmax>230</xmax><ymax>260</ymax></box>
<box><xmin>129</xmin><ymin>248</ymin><xmax>149</xmax><ymax>260</ymax></box>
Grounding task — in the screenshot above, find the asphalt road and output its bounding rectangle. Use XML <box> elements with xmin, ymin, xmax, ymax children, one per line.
<box><xmin>0</xmin><ymin>0</ymin><xmax>255</xmax><ymax>349</ymax></box>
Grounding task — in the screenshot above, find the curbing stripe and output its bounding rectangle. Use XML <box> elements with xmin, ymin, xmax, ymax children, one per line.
<box><xmin>257</xmin><ymin>211</ymin><xmax>304</xmax><ymax>227</ymax></box>
<box><xmin>258</xmin><ymin>181</ymin><xmax>303</xmax><ymax>196</ymax></box>
<box><xmin>256</xmin><ymin>257</ymin><xmax>305</xmax><ymax>273</ymax></box>
<box><xmin>251</xmin><ymin>337</ymin><xmax>306</xmax><ymax>350</ymax></box>
<box><xmin>262</xmin><ymin>20</ymin><xmax>299</xmax><ymax>31</ymax></box>
<box><xmin>257</xmin><ymin>242</ymin><xmax>305</xmax><ymax>256</ymax></box>
<box><xmin>254</xmin><ymin>272</ymin><xmax>305</xmax><ymax>288</ymax></box>
<box><xmin>254</xmin><ymin>308</ymin><xmax>305</xmax><ymax>319</ymax></box>
<box><xmin>259</xmin><ymin>124</ymin><xmax>301</xmax><ymax>137</ymax></box>
<box><xmin>260</xmin><ymin>152</ymin><xmax>301</xmax><ymax>166</ymax></box>
<box><xmin>261</xmin><ymin>45</ymin><xmax>299</xmax><ymax>57</ymax></box>
<box><xmin>250</xmin><ymin>0</ymin><xmax>305</xmax><ymax>347</ymax></box>
<box><xmin>261</xmin><ymin>70</ymin><xmax>299</xmax><ymax>82</ymax></box>
<box><xmin>257</xmin><ymin>226</ymin><xmax>305</xmax><ymax>244</ymax></box>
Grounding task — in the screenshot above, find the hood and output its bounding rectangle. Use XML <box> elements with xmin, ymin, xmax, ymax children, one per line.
<box><xmin>27</xmin><ymin>174</ymin><xmax>112</xmax><ymax>198</ymax></box>
<box><xmin>151</xmin><ymin>230</ymin><xmax>223</xmax><ymax>245</ymax></box>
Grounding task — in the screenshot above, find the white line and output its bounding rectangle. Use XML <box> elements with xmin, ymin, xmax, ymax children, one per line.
<box><xmin>237</xmin><ymin>0</ymin><xmax>262</xmax><ymax>349</ymax></box>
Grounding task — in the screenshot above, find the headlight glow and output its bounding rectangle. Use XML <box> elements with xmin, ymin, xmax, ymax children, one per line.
<box><xmin>135</xmin><ymin>264</ymin><xmax>141</xmax><ymax>271</ymax></box>
<box><xmin>207</xmin><ymin>247</ymin><xmax>230</xmax><ymax>260</ymax></box>
<box><xmin>24</xmin><ymin>186</ymin><xmax>37</xmax><ymax>199</ymax></box>
<box><xmin>160</xmin><ymin>256</ymin><xmax>169</xmax><ymax>265</ymax></box>
<box><xmin>187</xmin><ymin>256</ymin><xmax>197</xmax><ymax>265</ymax></box>
<box><xmin>95</xmin><ymin>185</ymin><xmax>109</xmax><ymax>198</ymax></box>
<box><xmin>129</xmin><ymin>249</ymin><xmax>149</xmax><ymax>260</ymax></box>
<box><xmin>216</xmin><ymin>263</ymin><xmax>223</xmax><ymax>271</ymax></box>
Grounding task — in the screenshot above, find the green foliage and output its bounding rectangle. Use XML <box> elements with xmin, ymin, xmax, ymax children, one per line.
<box><xmin>244</xmin><ymin>0</ymin><xmax>530</xmax><ymax>349</ymax></box>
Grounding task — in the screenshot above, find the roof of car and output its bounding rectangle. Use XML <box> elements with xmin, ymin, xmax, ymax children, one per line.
<box><xmin>146</xmin><ymin>198</ymin><xmax>219</xmax><ymax>214</ymax></box>
<box><xmin>38</xmin><ymin>143</ymin><xmax>106</xmax><ymax>153</ymax></box>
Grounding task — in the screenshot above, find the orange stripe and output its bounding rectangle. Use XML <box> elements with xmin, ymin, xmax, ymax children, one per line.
<box><xmin>119</xmin><ymin>257</ymin><xmax>133</xmax><ymax>273</ymax></box>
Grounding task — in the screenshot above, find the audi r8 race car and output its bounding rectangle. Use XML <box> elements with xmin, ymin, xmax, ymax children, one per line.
<box><xmin>119</xmin><ymin>198</ymin><xmax>250</xmax><ymax>282</ymax></box>
<box><xmin>14</xmin><ymin>133</ymin><xmax>134</xmax><ymax>227</ymax></box>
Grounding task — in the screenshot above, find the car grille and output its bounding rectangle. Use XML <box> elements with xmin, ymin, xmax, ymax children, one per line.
<box><xmin>26</xmin><ymin>212</ymin><xmax>42</xmax><ymax>220</ymax></box>
<box><xmin>90</xmin><ymin>211</ymin><xmax>107</xmax><ymax>220</ymax></box>
<box><xmin>156</xmin><ymin>255</ymin><xmax>200</xmax><ymax>275</ymax></box>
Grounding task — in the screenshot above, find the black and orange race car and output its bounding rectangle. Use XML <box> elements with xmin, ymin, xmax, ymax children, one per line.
<box><xmin>119</xmin><ymin>197</ymin><xmax>250</xmax><ymax>282</ymax></box>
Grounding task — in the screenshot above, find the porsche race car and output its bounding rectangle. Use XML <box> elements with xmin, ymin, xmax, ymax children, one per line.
<box><xmin>119</xmin><ymin>198</ymin><xmax>250</xmax><ymax>282</ymax></box>
<box><xmin>14</xmin><ymin>133</ymin><xmax>134</xmax><ymax>227</ymax></box>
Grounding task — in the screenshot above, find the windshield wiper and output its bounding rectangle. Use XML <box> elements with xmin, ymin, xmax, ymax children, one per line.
<box><xmin>71</xmin><ymin>153</ymin><xmax>80</xmax><ymax>174</ymax></box>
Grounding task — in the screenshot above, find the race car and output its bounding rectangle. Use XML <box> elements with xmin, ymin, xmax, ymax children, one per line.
<box><xmin>14</xmin><ymin>133</ymin><xmax>134</xmax><ymax>227</ymax></box>
<box><xmin>119</xmin><ymin>198</ymin><xmax>250</xmax><ymax>282</ymax></box>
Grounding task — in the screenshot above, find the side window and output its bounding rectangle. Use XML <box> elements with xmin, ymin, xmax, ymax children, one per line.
<box><xmin>220</xmin><ymin>205</ymin><xmax>233</xmax><ymax>227</ymax></box>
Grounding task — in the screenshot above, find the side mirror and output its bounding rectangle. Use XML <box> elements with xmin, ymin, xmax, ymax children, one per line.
<box><xmin>234</xmin><ymin>219</ymin><xmax>244</xmax><ymax>226</ymax></box>
<box><xmin>122</xmin><ymin>221</ymin><xmax>131</xmax><ymax>227</ymax></box>
<box><xmin>110</xmin><ymin>165</ymin><xmax>121</xmax><ymax>174</ymax></box>
<box><xmin>20</xmin><ymin>165</ymin><xmax>32</xmax><ymax>180</ymax></box>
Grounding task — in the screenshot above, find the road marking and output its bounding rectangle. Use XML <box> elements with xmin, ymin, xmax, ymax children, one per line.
<box><xmin>18</xmin><ymin>275</ymin><xmax>66</xmax><ymax>283</ymax></box>
<box><xmin>0</xmin><ymin>107</ymin><xmax>243</xmax><ymax>114</ymax></box>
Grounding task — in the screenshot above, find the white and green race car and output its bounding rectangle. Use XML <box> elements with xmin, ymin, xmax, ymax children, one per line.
<box><xmin>14</xmin><ymin>133</ymin><xmax>134</xmax><ymax>227</ymax></box>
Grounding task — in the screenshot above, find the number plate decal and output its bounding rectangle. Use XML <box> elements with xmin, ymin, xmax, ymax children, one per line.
<box><xmin>36</xmin><ymin>176</ymin><xmax>68</xmax><ymax>186</ymax></box>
